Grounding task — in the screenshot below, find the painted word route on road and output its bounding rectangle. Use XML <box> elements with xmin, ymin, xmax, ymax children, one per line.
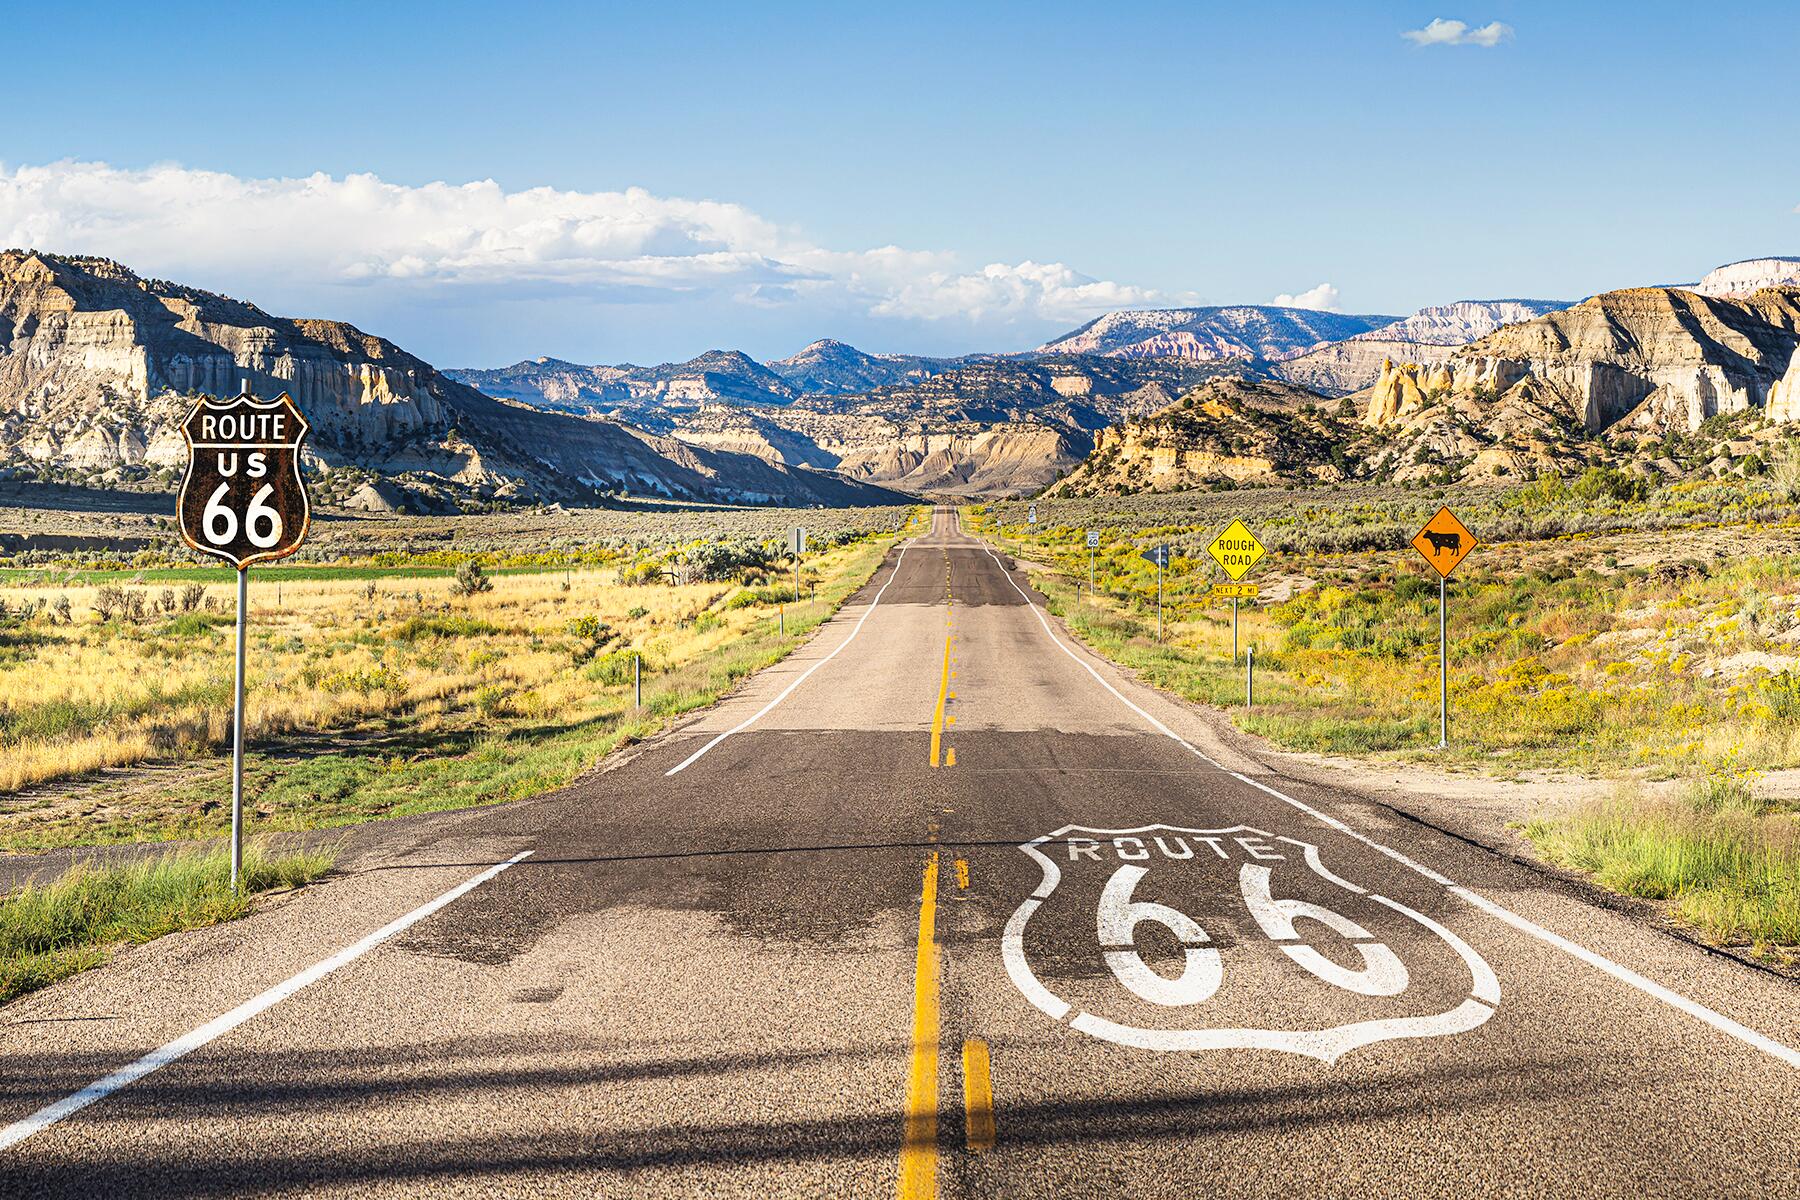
<box><xmin>1208</xmin><ymin>520</ymin><xmax>1265</xmax><ymax>581</ymax></box>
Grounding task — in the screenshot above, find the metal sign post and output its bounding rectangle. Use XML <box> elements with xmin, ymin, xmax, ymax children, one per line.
<box><xmin>176</xmin><ymin>387</ymin><xmax>311</xmax><ymax>890</ymax></box>
<box><xmin>1247</xmin><ymin>644</ymin><xmax>1255</xmax><ymax>709</ymax></box>
<box><xmin>789</xmin><ymin>526</ymin><xmax>806</xmax><ymax>603</ymax></box>
<box><xmin>230</xmin><ymin>568</ymin><xmax>248</xmax><ymax>885</ymax></box>
<box><xmin>1208</xmin><ymin>520</ymin><xmax>1266</xmax><ymax>666</ymax></box>
<box><xmin>1439</xmin><ymin>576</ymin><xmax>1448</xmax><ymax>748</ymax></box>
<box><xmin>634</xmin><ymin>652</ymin><xmax>642</xmax><ymax>709</ymax></box>
<box><xmin>1141</xmin><ymin>544</ymin><xmax>1171</xmax><ymax>641</ymax></box>
<box><xmin>1410</xmin><ymin>506</ymin><xmax>1476</xmax><ymax>751</ymax></box>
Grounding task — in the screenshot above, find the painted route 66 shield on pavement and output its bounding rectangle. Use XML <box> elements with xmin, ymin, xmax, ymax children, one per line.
<box><xmin>177</xmin><ymin>389</ymin><xmax>312</xmax><ymax>569</ymax></box>
<box><xmin>1003</xmin><ymin>824</ymin><xmax>1499</xmax><ymax>1063</ymax></box>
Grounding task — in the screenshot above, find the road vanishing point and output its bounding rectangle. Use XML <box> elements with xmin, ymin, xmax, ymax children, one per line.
<box><xmin>5</xmin><ymin>508</ymin><xmax>1800</xmax><ymax>1197</ymax></box>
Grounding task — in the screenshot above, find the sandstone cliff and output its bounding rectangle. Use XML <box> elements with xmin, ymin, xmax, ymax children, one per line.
<box><xmin>1695</xmin><ymin>258</ymin><xmax>1800</xmax><ymax>297</ymax></box>
<box><xmin>1415</xmin><ymin>287</ymin><xmax>1800</xmax><ymax>434</ymax></box>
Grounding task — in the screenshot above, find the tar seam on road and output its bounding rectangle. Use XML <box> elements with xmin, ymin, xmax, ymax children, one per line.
<box><xmin>972</xmin><ymin>533</ymin><xmax>1800</xmax><ymax>1072</ymax></box>
<box><xmin>898</xmin><ymin>850</ymin><xmax>941</xmax><ymax>1199</ymax></box>
<box><xmin>665</xmin><ymin>535</ymin><xmax>921</xmax><ymax>776</ymax></box>
<box><xmin>0</xmin><ymin>850</ymin><xmax>537</xmax><ymax>1153</ymax></box>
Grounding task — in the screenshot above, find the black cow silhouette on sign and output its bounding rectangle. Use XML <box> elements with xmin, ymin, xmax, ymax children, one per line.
<box><xmin>1422</xmin><ymin>530</ymin><xmax>1462</xmax><ymax>557</ymax></box>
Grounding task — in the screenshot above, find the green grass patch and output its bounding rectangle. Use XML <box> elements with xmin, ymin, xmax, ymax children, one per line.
<box><xmin>390</xmin><ymin>614</ymin><xmax>504</xmax><ymax>642</ymax></box>
<box><xmin>1526</xmin><ymin>785</ymin><xmax>1800</xmax><ymax>953</ymax></box>
<box><xmin>0</xmin><ymin>843</ymin><xmax>336</xmax><ymax>1004</ymax></box>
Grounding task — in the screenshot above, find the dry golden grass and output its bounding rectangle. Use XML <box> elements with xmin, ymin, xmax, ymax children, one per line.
<box><xmin>0</xmin><ymin>538</ymin><xmax>892</xmax><ymax>795</ymax></box>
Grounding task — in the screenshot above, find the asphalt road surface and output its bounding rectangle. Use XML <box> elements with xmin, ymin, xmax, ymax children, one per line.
<box><xmin>5</xmin><ymin>507</ymin><xmax>1800</xmax><ymax>1198</ymax></box>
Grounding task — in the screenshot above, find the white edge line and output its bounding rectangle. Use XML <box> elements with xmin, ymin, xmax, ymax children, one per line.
<box><xmin>973</xmin><ymin>533</ymin><xmax>1800</xmax><ymax>1071</ymax></box>
<box><xmin>664</xmin><ymin>532</ymin><xmax>921</xmax><ymax>775</ymax></box>
<box><xmin>0</xmin><ymin>849</ymin><xmax>536</xmax><ymax>1152</ymax></box>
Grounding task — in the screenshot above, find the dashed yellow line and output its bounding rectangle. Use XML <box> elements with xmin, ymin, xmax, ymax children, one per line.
<box><xmin>897</xmin><ymin>851</ymin><xmax>941</xmax><ymax>1199</ymax></box>
<box><xmin>961</xmin><ymin>1039</ymin><xmax>995</xmax><ymax>1152</ymax></box>
<box><xmin>930</xmin><ymin>631</ymin><xmax>952</xmax><ymax>767</ymax></box>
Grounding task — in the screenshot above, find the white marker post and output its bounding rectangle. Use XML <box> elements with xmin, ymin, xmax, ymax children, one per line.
<box><xmin>1246</xmin><ymin>643</ymin><xmax>1255</xmax><ymax>709</ymax></box>
<box><xmin>633</xmin><ymin>652</ymin><xmax>642</xmax><ymax>709</ymax></box>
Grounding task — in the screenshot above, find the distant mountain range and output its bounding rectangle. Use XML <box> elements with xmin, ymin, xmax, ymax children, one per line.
<box><xmin>7</xmin><ymin>249</ymin><xmax>1799</xmax><ymax>506</ymax></box>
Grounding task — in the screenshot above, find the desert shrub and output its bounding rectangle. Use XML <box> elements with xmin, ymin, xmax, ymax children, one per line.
<box><xmin>453</xmin><ymin>561</ymin><xmax>493</xmax><ymax>596</ymax></box>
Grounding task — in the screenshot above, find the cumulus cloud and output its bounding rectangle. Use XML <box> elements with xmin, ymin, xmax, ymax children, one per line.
<box><xmin>0</xmin><ymin>160</ymin><xmax>1173</xmax><ymax>339</ymax></box>
<box><xmin>1402</xmin><ymin>18</ymin><xmax>1513</xmax><ymax>47</ymax></box>
<box><xmin>1270</xmin><ymin>283</ymin><xmax>1341</xmax><ymax>311</ymax></box>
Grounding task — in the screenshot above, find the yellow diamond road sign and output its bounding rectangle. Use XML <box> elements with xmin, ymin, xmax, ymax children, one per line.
<box><xmin>1208</xmin><ymin>520</ymin><xmax>1265</xmax><ymax>581</ymax></box>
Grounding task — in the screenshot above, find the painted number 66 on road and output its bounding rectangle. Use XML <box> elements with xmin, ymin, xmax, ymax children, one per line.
<box><xmin>1004</xmin><ymin>824</ymin><xmax>1501</xmax><ymax>1063</ymax></box>
<box><xmin>178</xmin><ymin>389</ymin><xmax>312</xmax><ymax>570</ymax></box>
<box><xmin>1099</xmin><ymin>861</ymin><xmax>1410</xmax><ymax>1007</ymax></box>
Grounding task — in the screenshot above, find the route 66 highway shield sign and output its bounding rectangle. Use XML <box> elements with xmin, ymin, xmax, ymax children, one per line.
<box><xmin>177</xmin><ymin>390</ymin><xmax>312</xmax><ymax>569</ymax></box>
<box><xmin>1002</xmin><ymin>824</ymin><xmax>1499</xmax><ymax>1063</ymax></box>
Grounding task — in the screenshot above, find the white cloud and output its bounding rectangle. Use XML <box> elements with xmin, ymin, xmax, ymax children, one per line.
<box><xmin>0</xmin><ymin>159</ymin><xmax>1173</xmax><ymax>336</ymax></box>
<box><xmin>1402</xmin><ymin>18</ymin><xmax>1513</xmax><ymax>47</ymax></box>
<box><xmin>1270</xmin><ymin>283</ymin><xmax>1341</xmax><ymax>311</ymax></box>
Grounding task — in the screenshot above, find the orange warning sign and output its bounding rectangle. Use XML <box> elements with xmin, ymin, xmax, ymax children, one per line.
<box><xmin>1411</xmin><ymin>507</ymin><xmax>1476</xmax><ymax>577</ymax></box>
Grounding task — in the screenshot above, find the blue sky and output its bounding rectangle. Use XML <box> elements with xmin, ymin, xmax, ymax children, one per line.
<box><xmin>3</xmin><ymin>1</ymin><xmax>1796</xmax><ymax>365</ymax></box>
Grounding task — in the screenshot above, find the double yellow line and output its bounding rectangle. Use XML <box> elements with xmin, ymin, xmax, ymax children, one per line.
<box><xmin>900</xmin><ymin>549</ymin><xmax>992</xmax><ymax>1198</ymax></box>
<box><xmin>897</xmin><ymin>853</ymin><xmax>995</xmax><ymax>1200</ymax></box>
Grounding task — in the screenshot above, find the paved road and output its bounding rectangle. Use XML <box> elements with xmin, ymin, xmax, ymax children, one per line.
<box><xmin>5</xmin><ymin>507</ymin><xmax>1800</xmax><ymax>1197</ymax></box>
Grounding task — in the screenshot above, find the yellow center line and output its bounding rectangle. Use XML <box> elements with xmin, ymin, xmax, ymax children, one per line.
<box><xmin>898</xmin><ymin>851</ymin><xmax>941</xmax><ymax>1200</ymax></box>
<box><xmin>930</xmin><ymin>629</ymin><xmax>952</xmax><ymax>767</ymax></box>
<box><xmin>962</xmin><ymin>1039</ymin><xmax>995</xmax><ymax>1152</ymax></box>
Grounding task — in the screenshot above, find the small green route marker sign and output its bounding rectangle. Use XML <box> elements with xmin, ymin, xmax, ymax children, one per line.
<box><xmin>1207</xmin><ymin>520</ymin><xmax>1265</xmax><ymax>581</ymax></box>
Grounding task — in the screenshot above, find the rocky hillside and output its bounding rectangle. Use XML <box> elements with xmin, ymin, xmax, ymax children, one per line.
<box><xmin>1048</xmin><ymin>377</ymin><xmax>1365</xmax><ymax>495</ymax></box>
<box><xmin>1273</xmin><ymin>299</ymin><xmax>1568</xmax><ymax>395</ymax></box>
<box><xmin>1037</xmin><ymin>306</ymin><xmax>1395</xmax><ymax>361</ymax></box>
<box><xmin>0</xmin><ymin>252</ymin><xmax>908</xmax><ymax>509</ymax></box>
